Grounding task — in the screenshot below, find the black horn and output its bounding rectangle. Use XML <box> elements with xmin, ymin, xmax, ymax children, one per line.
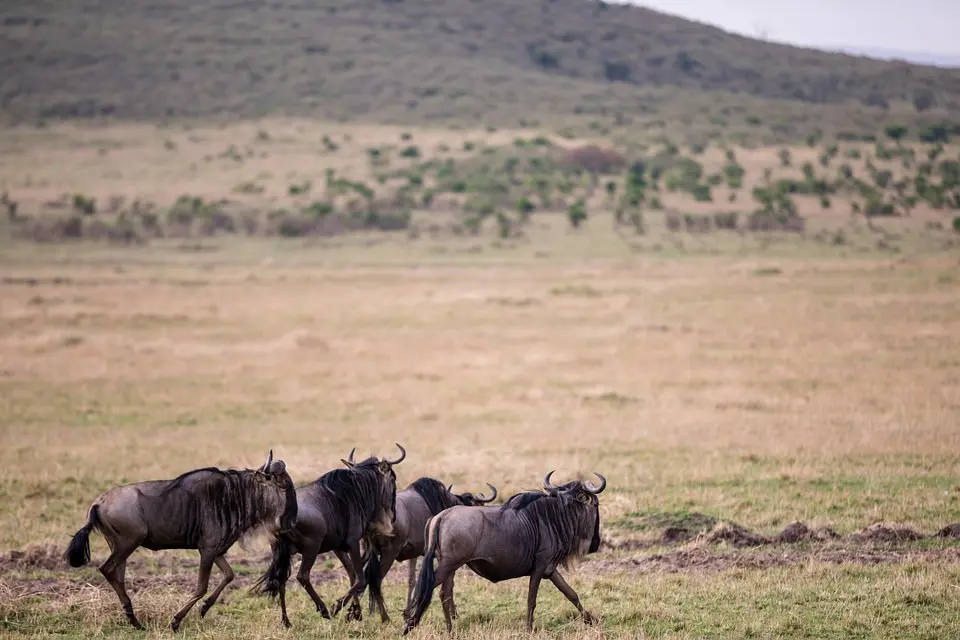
<box><xmin>384</xmin><ymin>443</ymin><xmax>406</xmax><ymax>465</ymax></box>
<box><xmin>543</xmin><ymin>470</ymin><xmax>558</xmax><ymax>491</ymax></box>
<box><xmin>476</xmin><ymin>483</ymin><xmax>498</xmax><ymax>504</ymax></box>
<box><xmin>348</xmin><ymin>448</ymin><xmax>356</xmax><ymax>463</ymax></box>
<box><xmin>584</xmin><ymin>472</ymin><xmax>606</xmax><ymax>494</ymax></box>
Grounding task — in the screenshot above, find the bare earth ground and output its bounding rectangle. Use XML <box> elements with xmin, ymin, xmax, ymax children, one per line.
<box><xmin>1</xmin><ymin>122</ymin><xmax>960</xmax><ymax>639</ymax></box>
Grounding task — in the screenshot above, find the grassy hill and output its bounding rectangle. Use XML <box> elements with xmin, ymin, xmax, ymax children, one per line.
<box><xmin>2</xmin><ymin>0</ymin><xmax>960</xmax><ymax>142</ymax></box>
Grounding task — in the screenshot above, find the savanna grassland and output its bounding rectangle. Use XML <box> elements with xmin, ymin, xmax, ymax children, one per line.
<box><xmin>1</xmin><ymin>116</ymin><xmax>960</xmax><ymax>640</ymax></box>
<box><xmin>3</xmin><ymin>1</ymin><xmax>960</xmax><ymax>638</ymax></box>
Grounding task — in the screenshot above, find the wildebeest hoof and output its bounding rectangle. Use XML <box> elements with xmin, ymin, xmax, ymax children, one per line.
<box><xmin>170</xmin><ymin>618</ymin><xmax>182</xmax><ymax>632</ymax></box>
<box><xmin>199</xmin><ymin>601</ymin><xmax>212</xmax><ymax>618</ymax></box>
<box><xmin>345</xmin><ymin>601</ymin><xmax>363</xmax><ymax>622</ymax></box>
<box><xmin>582</xmin><ymin>611</ymin><xmax>597</xmax><ymax>625</ymax></box>
<box><xmin>281</xmin><ymin>615</ymin><xmax>292</xmax><ymax>628</ymax></box>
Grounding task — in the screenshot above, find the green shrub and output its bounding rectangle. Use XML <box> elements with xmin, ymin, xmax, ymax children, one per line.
<box><xmin>288</xmin><ymin>181</ymin><xmax>312</xmax><ymax>196</ymax></box>
<box><xmin>567</xmin><ymin>198</ymin><xmax>587</xmax><ymax>228</ymax></box>
<box><xmin>691</xmin><ymin>183</ymin><xmax>712</xmax><ymax>202</ymax></box>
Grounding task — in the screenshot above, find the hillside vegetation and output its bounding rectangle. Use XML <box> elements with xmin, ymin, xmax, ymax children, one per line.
<box><xmin>2</xmin><ymin>0</ymin><xmax>960</xmax><ymax>142</ymax></box>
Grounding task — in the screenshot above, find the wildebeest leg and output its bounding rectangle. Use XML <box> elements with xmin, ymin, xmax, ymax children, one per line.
<box><xmin>331</xmin><ymin>548</ymin><xmax>363</xmax><ymax>621</ymax></box>
<box><xmin>99</xmin><ymin>543</ymin><xmax>143</xmax><ymax>631</ymax></box>
<box><xmin>171</xmin><ymin>549</ymin><xmax>216</xmax><ymax>632</ymax></box>
<box><xmin>296</xmin><ymin>548</ymin><xmax>331</xmax><ymax>619</ymax></box>
<box><xmin>448</xmin><ymin>573</ymin><xmax>458</xmax><ymax>619</ymax></box>
<box><xmin>549</xmin><ymin>571</ymin><xmax>596</xmax><ymax>625</ymax></box>
<box><xmin>405</xmin><ymin>558</ymin><xmax>417</xmax><ymax>609</ymax></box>
<box><xmin>278</xmin><ymin>568</ymin><xmax>291</xmax><ymax>628</ymax></box>
<box><xmin>402</xmin><ymin>561</ymin><xmax>458</xmax><ymax>635</ymax></box>
<box><xmin>439</xmin><ymin>576</ymin><xmax>455</xmax><ymax>633</ymax></box>
<box><xmin>526</xmin><ymin>568</ymin><xmax>546</xmax><ymax>632</ymax></box>
<box><xmin>368</xmin><ymin>544</ymin><xmax>399</xmax><ymax>622</ymax></box>
<box><xmin>199</xmin><ymin>556</ymin><xmax>234</xmax><ymax>618</ymax></box>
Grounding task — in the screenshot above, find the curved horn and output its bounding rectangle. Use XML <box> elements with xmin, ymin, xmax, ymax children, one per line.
<box><xmin>447</xmin><ymin>484</ymin><xmax>454</xmax><ymax>494</ymax></box>
<box><xmin>543</xmin><ymin>470</ymin><xmax>559</xmax><ymax>491</ymax></box>
<box><xmin>384</xmin><ymin>442</ymin><xmax>406</xmax><ymax>465</ymax></box>
<box><xmin>347</xmin><ymin>447</ymin><xmax>356</xmax><ymax>463</ymax></box>
<box><xmin>263</xmin><ymin>449</ymin><xmax>274</xmax><ymax>470</ymax></box>
<box><xmin>476</xmin><ymin>483</ymin><xmax>498</xmax><ymax>504</ymax></box>
<box><xmin>584</xmin><ymin>472</ymin><xmax>607</xmax><ymax>494</ymax></box>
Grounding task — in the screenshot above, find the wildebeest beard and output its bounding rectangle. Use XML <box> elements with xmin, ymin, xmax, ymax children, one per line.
<box><xmin>314</xmin><ymin>457</ymin><xmax>396</xmax><ymax>538</ymax></box>
<box><xmin>140</xmin><ymin>466</ymin><xmax>296</xmax><ymax>554</ymax></box>
<box><xmin>500</xmin><ymin>481</ymin><xmax>601</xmax><ymax>568</ymax></box>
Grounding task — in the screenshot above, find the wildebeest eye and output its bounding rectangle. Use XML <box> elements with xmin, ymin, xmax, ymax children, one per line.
<box><xmin>576</xmin><ymin>491</ymin><xmax>590</xmax><ymax>503</ymax></box>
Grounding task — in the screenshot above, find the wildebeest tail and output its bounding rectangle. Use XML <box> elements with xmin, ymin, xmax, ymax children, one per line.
<box><xmin>403</xmin><ymin>517</ymin><xmax>440</xmax><ymax>630</ymax></box>
<box><xmin>251</xmin><ymin>535</ymin><xmax>293</xmax><ymax>599</ymax></box>
<box><xmin>364</xmin><ymin>548</ymin><xmax>383</xmax><ymax>615</ymax></box>
<box><xmin>63</xmin><ymin>504</ymin><xmax>99</xmax><ymax>568</ymax></box>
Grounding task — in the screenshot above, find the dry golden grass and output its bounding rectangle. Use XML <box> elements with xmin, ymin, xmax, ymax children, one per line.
<box><xmin>1</xmin><ymin>119</ymin><xmax>960</xmax><ymax>638</ymax></box>
<box><xmin>1</xmin><ymin>228</ymin><xmax>960</xmax><ymax>637</ymax></box>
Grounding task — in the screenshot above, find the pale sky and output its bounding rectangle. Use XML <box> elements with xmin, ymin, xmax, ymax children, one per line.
<box><xmin>628</xmin><ymin>1</ymin><xmax>960</xmax><ymax>57</ymax></box>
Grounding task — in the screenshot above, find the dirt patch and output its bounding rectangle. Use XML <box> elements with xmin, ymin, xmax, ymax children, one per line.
<box><xmin>696</xmin><ymin>522</ymin><xmax>771</xmax><ymax>547</ymax></box>
<box><xmin>608</xmin><ymin>518</ymin><xmax>942</xmax><ymax>551</ymax></box>
<box><xmin>589</xmin><ymin>545</ymin><xmax>960</xmax><ymax>577</ymax></box>
<box><xmin>1</xmin><ymin>544</ymin><xmax>64</xmax><ymax>571</ymax></box>
<box><xmin>775</xmin><ymin>521</ymin><xmax>840</xmax><ymax>543</ymax></box>
<box><xmin>0</xmin><ymin>551</ymin><xmax>351</xmax><ymax>600</ymax></box>
<box><xmin>850</xmin><ymin>523</ymin><xmax>924</xmax><ymax>543</ymax></box>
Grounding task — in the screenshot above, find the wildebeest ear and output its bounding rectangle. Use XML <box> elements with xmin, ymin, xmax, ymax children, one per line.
<box><xmin>268</xmin><ymin>460</ymin><xmax>286</xmax><ymax>475</ymax></box>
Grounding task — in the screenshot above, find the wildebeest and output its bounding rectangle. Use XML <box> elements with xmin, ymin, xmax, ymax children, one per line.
<box><xmin>402</xmin><ymin>470</ymin><xmax>607</xmax><ymax>635</ymax></box>
<box><xmin>362</xmin><ymin>477</ymin><xmax>499</xmax><ymax>622</ymax></box>
<box><xmin>252</xmin><ymin>443</ymin><xmax>406</xmax><ymax>628</ymax></box>
<box><xmin>63</xmin><ymin>450</ymin><xmax>297</xmax><ymax>632</ymax></box>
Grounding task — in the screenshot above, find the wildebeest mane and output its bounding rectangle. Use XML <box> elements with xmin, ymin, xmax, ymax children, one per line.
<box><xmin>409</xmin><ymin>477</ymin><xmax>460</xmax><ymax>516</ymax></box>
<box><xmin>501</xmin><ymin>482</ymin><xmax>597</xmax><ymax>567</ymax></box>
<box><xmin>139</xmin><ymin>466</ymin><xmax>292</xmax><ymax>554</ymax></box>
<box><xmin>500</xmin><ymin>490</ymin><xmax>549</xmax><ymax>511</ymax></box>
<box><xmin>152</xmin><ymin>466</ymin><xmax>223</xmax><ymax>495</ymax></box>
<box><xmin>313</xmin><ymin>457</ymin><xmax>394</xmax><ymax>526</ymax></box>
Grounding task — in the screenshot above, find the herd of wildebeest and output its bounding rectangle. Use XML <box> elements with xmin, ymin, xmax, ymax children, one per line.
<box><xmin>64</xmin><ymin>443</ymin><xmax>607</xmax><ymax>634</ymax></box>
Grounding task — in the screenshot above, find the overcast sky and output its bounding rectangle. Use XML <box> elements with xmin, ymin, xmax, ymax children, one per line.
<box><xmin>629</xmin><ymin>1</ymin><xmax>959</xmax><ymax>57</ymax></box>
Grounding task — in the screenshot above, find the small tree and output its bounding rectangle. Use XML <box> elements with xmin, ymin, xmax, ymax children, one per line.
<box><xmin>884</xmin><ymin>124</ymin><xmax>907</xmax><ymax>142</ymax></box>
<box><xmin>778</xmin><ymin>148</ymin><xmax>792</xmax><ymax>167</ymax></box>
<box><xmin>567</xmin><ymin>198</ymin><xmax>587</xmax><ymax>229</ymax></box>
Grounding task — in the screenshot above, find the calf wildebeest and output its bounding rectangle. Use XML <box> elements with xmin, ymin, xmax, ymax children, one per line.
<box><xmin>362</xmin><ymin>477</ymin><xmax>499</xmax><ymax>622</ymax></box>
<box><xmin>63</xmin><ymin>450</ymin><xmax>297</xmax><ymax>632</ymax></box>
<box><xmin>402</xmin><ymin>470</ymin><xmax>606</xmax><ymax>635</ymax></box>
<box><xmin>252</xmin><ymin>443</ymin><xmax>406</xmax><ymax>628</ymax></box>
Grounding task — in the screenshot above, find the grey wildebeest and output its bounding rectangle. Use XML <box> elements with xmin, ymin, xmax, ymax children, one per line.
<box><xmin>63</xmin><ymin>450</ymin><xmax>297</xmax><ymax>632</ymax></box>
<box><xmin>362</xmin><ymin>477</ymin><xmax>499</xmax><ymax>622</ymax></box>
<box><xmin>252</xmin><ymin>443</ymin><xmax>406</xmax><ymax>628</ymax></box>
<box><xmin>402</xmin><ymin>470</ymin><xmax>607</xmax><ymax>635</ymax></box>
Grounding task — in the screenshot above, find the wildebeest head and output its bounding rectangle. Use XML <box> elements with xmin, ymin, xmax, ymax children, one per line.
<box><xmin>255</xmin><ymin>449</ymin><xmax>298</xmax><ymax>533</ymax></box>
<box><xmin>342</xmin><ymin>443</ymin><xmax>406</xmax><ymax>531</ymax></box>
<box><xmin>446</xmin><ymin>482</ymin><xmax>498</xmax><ymax>507</ymax></box>
<box><xmin>542</xmin><ymin>470</ymin><xmax>606</xmax><ymax>554</ymax></box>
